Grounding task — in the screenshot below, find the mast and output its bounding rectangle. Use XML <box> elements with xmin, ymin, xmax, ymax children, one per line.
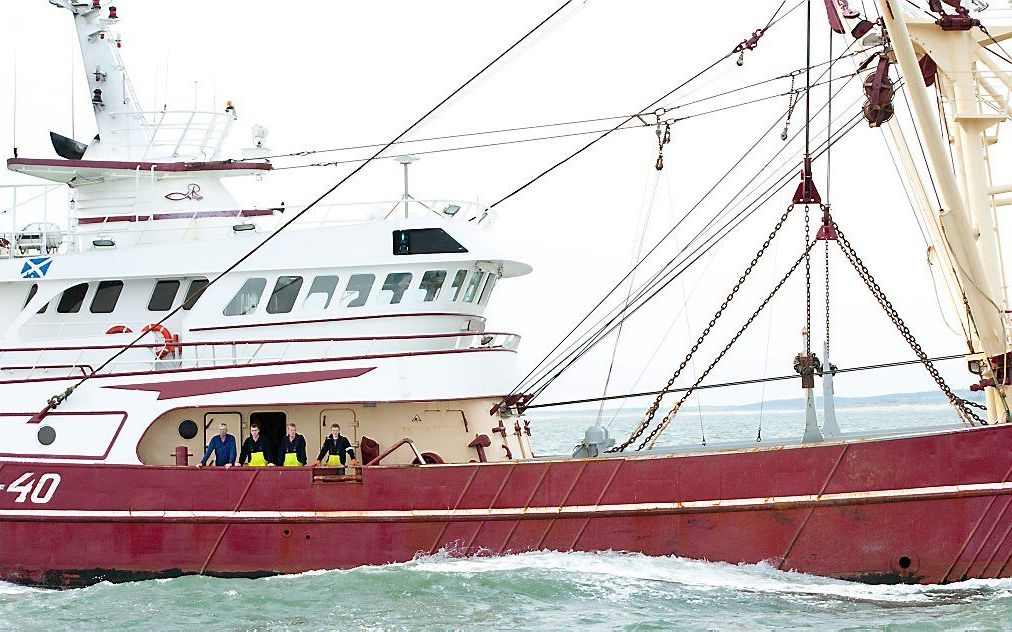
<box><xmin>49</xmin><ymin>0</ymin><xmax>149</xmax><ymax>159</ymax></box>
<box><xmin>875</xmin><ymin>0</ymin><xmax>1012</xmax><ymax>422</ymax></box>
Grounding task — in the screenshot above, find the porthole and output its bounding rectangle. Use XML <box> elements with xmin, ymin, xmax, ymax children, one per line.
<box><xmin>37</xmin><ymin>426</ymin><xmax>56</xmax><ymax>446</ymax></box>
<box><xmin>178</xmin><ymin>419</ymin><xmax>199</xmax><ymax>440</ymax></box>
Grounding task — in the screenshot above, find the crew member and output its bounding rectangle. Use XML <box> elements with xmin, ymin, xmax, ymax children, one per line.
<box><xmin>313</xmin><ymin>423</ymin><xmax>357</xmax><ymax>474</ymax></box>
<box><xmin>197</xmin><ymin>422</ymin><xmax>237</xmax><ymax>467</ymax></box>
<box><xmin>280</xmin><ymin>422</ymin><xmax>307</xmax><ymax>467</ymax></box>
<box><xmin>239</xmin><ymin>422</ymin><xmax>274</xmax><ymax>467</ymax></box>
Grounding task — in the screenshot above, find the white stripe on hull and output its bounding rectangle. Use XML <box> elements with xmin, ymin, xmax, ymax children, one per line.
<box><xmin>1</xmin><ymin>480</ymin><xmax>1009</xmax><ymax>521</ymax></box>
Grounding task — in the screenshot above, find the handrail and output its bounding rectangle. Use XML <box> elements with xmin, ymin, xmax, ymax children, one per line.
<box><xmin>364</xmin><ymin>438</ymin><xmax>426</xmax><ymax>466</ymax></box>
<box><xmin>0</xmin><ymin>331</ymin><xmax>520</xmax><ymax>353</ymax></box>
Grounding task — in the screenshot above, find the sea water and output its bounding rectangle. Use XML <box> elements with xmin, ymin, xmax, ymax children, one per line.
<box><xmin>3</xmin><ymin>399</ymin><xmax>1010</xmax><ymax>631</ymax></box>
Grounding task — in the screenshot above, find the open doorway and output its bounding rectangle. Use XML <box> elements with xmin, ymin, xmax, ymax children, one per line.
<box><xmin>250</xmin><ymin>411</ymin><xmax>286</xmax><ymax>465</ymax></box>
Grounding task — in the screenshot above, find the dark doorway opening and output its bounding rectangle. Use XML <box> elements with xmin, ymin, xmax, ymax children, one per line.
<box><xmin>250</xmin><ymin>411</ymin><xmax>287</xmax><ymax>465</ymax></box>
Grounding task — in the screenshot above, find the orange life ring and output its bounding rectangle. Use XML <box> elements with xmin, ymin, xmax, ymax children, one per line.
<box><xmin>141</xmin><ymin>323</ymin><xmax>178</xmax><ymax>359</ymax></box>
<box><xmin>105</xmin><ymin>325</ymin><xmax>133</xmax><ymax>335</ymax></box>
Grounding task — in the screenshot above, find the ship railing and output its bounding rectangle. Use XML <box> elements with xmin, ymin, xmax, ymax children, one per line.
<box><xmin>0</xmin><ymin>184</ymin><xmax>73</xmax><ymax>259</ymax></box>
<box><xmin>102</xmin><ymin>109</ymin><xmax>234</xmax><ymax>162</ymax></box>
<box><xmin>0</xmin><ymin>332</ymin><xmax>521</xmax><ymax>381</ymax></box>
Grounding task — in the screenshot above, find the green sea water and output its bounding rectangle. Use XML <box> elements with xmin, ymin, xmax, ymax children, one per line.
<box><xmin>4</xmin><ymin>398</ymin><xmax>1010</xmax><ymax>631</ymax></box>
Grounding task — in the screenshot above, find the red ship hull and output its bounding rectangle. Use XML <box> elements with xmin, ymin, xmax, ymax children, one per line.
<box><xmin>2</xmin><ymin>423</ymin><xmax>1011</xmax><ymax>588</ymax></box>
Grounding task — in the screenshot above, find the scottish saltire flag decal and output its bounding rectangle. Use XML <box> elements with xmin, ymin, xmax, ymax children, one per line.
<box><xmin>20</xmin><ymin>257</ymin><xmax>53</xmax><ymax>279</ymax></box>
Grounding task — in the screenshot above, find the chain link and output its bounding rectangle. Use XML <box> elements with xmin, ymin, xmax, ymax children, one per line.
<box><xmin>805</xmin><ymin>204</ymin><xmax>812</xmax><ymax>354</ymax></box>
<box><xmin>635</xmin><ymin>243</ymin><xmax>817</xmax><ymax>450</ymax></box>
<box><xmin>824</xmin><ymin>237</ymin><xmax>830</xmax><ymax>353</ymax></box>
<box><xmin>610</xmin><ymin>204</ymin><xmax>799</xmax><ymax>452</ymax></box>
<box><xmin>832</xmin><ymin>220</ymin><xmax>986</xmax><ymax>426</ymax></box>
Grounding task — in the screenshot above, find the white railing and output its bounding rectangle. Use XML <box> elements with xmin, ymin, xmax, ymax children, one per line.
<box><xmin>0</xmin><ymin>184</ymin><xmax>73</xmax><ymax>259</ymax></box>
<box><xmin>104</xmin><ymin>109</ymin><xmax>234</xmax><ymax>162</ymax></box>
<box><xmin>0</xmin><ymin>332</ymin><xmax>521</xmax><ymax>382</ymax></box>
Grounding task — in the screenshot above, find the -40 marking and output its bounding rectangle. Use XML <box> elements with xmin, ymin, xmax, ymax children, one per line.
<box><xmin>0</xmin><ymin>472</ymin><xmax>62</xmax><ymax>504</ymax></box>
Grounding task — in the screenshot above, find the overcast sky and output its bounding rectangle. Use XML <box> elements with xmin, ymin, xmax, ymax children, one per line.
<box><xmin>4</xmin><ymin>0</ymin><xmax>1010</xmax><ymax>413</ymax></box>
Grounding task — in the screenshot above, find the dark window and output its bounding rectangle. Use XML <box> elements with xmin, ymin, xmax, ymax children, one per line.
<box><xmin>379</xmin><ymin>272</ymin><xmax>412</xmax><ymax>304</ymax></box>
<box><xmin>267</xmin><ymin>276</ymin><xmax>303</xmax><ymax>314</ymax></box>
<box><xmin>57</xmin><ymin>283</ymin><xmax>89</xmax><ymax>314</ymax></box>
<box><xmin>392</xmin><ymin>228</ymin><xmax>467</xmax><ymax>255</ymax></box>
<box><xmin>182</xmin><ymin>278</ymin><xmax>209</xmax><ymax>310</ymax></box>
<box><xmin>148</xmin><ymin>280</ymin><xmax>181</xmax><ymax>311</ymax></box>
<box><xmin>450</xmin><ymin>270</ymin><xmax>468</xmax><ymax>300</ymax></box>
<box><xmin>90</xmin><ymin>280</ymin><xmax>124</xmax><ymax>313</ymax></box>
<box><xmin>23</xmin><ymin>283</ymin><xmax>38</xmax><ymax>308</ymax></box>
<box><xmin>419</xmin><ymin>270</ymin><xmax>447</xmax><ymax>301</ymax></box>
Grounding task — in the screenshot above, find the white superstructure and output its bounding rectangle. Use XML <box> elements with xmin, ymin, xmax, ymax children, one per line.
<box><xmin>0</xmin><ymin>1</ymin><xmax>534</xmax><ymax>467</ymax></box>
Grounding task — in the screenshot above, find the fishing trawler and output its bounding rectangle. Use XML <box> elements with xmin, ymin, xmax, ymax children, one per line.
<box><xmin>1</xmin><ymin>0</ymin><xmax>1012</xmax><ymax>587</ymax></box>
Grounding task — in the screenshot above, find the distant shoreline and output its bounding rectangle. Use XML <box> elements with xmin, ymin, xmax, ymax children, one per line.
<box><xmin>530</xmin><ymin>389</ymin><xmax>987</xmax><ymax>415</ymax></box>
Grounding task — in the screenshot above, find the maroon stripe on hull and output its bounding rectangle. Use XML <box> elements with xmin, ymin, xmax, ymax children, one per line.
<box><xmin>105</xmin><ymin>367</ymin><xmax>375</xmax><ymax>399</ymax></box>
<box><xmin>1</xmin><ymin>424</ymin><xmax>1011</xmax><ymax>587</ymax></box>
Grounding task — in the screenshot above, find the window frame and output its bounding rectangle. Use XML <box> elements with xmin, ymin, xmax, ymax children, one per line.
<box><xmin>56</xmin><ymin>283</ymin><xmax>89</xmax><ymax>314</ymax></box>
<box><xmin>342</xmin><ymin>274</ymin><xmax>376</xmax><ymax>308</ymax></box>
<box><xmin>90</xmin><ymin>280</ymin><xmax>125</xmax><ymax>314</ymax></box>
<box><xmin>182</xmin><ymin>278</ymin><xmax>209</xmax><ymax>311</ymax></box>
<box><xmin>266</xmin><ymin>275</ymin><xmax>304</xmax><ymax>314</ymax></box>
<box><xmin>148</xmin><ymin>280</ymin><xmax>182</xmax><ymax>312</ymax></box>
<box><xmin>380</xmin><ymin>272</ymin><xmax>413</xmax><ymax>305</ymax></box>
<box><xmin>419</xmin><ymin>270</ymin><xmax>448</xmax><ymax>302</ymax></box>
<box><xmin>223</xmin><ymin>278</ymin><xmax>268</xmax><ymax>316</ymax></box>
<box><xmin>303</xmin><ymin>275</ymin><xmax>340</xmax><ymax>310</ymax></box>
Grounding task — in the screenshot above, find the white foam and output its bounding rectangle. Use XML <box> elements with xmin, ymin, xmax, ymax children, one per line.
<box><xmin>396</xmin><ymin>550</ymin><xmax>1012</xmax><ymax>604</ymax></box>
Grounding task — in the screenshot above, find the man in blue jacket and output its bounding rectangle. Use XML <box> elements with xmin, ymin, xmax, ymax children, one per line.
<box><xmin>197</xmin><ymin>422</ymin><xmax>237</xmax><ymax>467</ymax></box>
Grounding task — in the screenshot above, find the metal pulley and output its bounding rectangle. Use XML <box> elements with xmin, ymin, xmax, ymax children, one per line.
<box><xmin>653</xmin><ymin>118</ymin><xmax>671</xmax><ymax>171</ymax></box>
<box><xmin>863</xmin><ymin>54</ymin><xmax>895</xmax><ymax>127</ymax></box>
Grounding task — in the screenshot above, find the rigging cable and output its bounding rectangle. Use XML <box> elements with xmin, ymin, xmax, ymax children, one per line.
<box><xmin>489</xmin><ymin>0</ymin><xmax>798</xmax><ymax>209</ymax></box>
<box><xmin>524</xmin><ymin>106</ymin><xmax>867</xmax><ymax>413</ymax></box>
<box><xmin>505</xmin><ymin>40</ymin><xmax>866</xmax><ymax>407</ymax></box>
<box><xmin>249</xmin><ymin>48</ymin><xmax>867</xmax><ymax>165</ymax></box>
<box><xmin>524</xmin><ymin>353</ymin><xmax>971</xmax><ymax>409</ymax></box>
<box><xmin>30</xmin><ymin>0</ymin><xmax>580</xmax><ymax>417</ymax></box>
<box><xmin>510</xmin><ymin>70</ymin><xmax>870</xmax><ymax>407</ymax></box>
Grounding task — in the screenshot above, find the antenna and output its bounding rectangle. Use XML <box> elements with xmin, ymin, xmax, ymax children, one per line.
<box><xmin>395</xmin><ymin>155</ymin><xmax>419</xmax><ymax>218</ymax></box>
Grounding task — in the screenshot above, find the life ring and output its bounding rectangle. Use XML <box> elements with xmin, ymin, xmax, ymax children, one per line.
<box><xmin>105</xmin><ymin>325</ymin><xmax>133</xmax><ymax>335</ymax></box>
<box><xmin>141</xmin><ymin>323</ymin><xmax>178</xmax><ymax>359</ymax></box>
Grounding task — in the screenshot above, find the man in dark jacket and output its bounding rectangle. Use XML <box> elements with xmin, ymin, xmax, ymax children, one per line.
<box><xmin>313</xmin><ymin>423</ymin><xmax>357</xmax><ymax>474</ymax></box>
<box><xmin>280</xmin><ymin>422</ymin><xmax>308</xmax><ymax>467</ymax></box>
<box><xmin>239</xmin><ymin>422</ymin><xmax>274</xmax><ymax>467</ymax></box>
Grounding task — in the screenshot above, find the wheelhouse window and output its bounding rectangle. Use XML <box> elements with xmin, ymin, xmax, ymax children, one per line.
<box><xmin>266</xmin><ymin>276</ymin><xmax>303</xmax><ymax>314</ymax></box>
<box><xmin>419</xmin><ymin>270</ymin><xmax>447</xmax><ymax>302</ymax></box>
<box><xmin>392</xmin><ymin>228</ymin><xmax>467</xmax><ymax>255</ymax></box>
<box><xmin>23</xmin><ymin>283</ymin><xmax>38</xmax><ymax>308</ymax></box>
<box><xmin>449</xmin><ymin>270</ymin><xmax>468</xmax><ymax>301</ymax></box>
<box><xmin>379</xmin><ymin>272</ymin><xmax>413</xmax><ymax>304</ymax></box>
<box><xmin>182</xmin><ymin>278</ymin><xmax>209</xmax><ymax>310</ymax></box>
<box><xmin>478</xmin><ymin>274</ymin><xmax>497</xmax><ymax>305</ymax></box>
<box><xmin>224</xmin><ymin>278</ymin><xmax>267</xmax><ymax>316</ymax></box>
<box><xmin>57</xmin><ymin>283</ymin><xmax>89</xmax><ymax>314</ymax></box>
<box><xmin>148</xmin><ymin>280</ymin><xmax>181</xmax><ymax>311</ymax></box>
<box><xmin>463</xmin><ymin>272</ymin><xmax>485</xmax><ymax>303</ymax></box>
<box><xmin>304</xmin><ymin>275</ymin><xmax>339</xmax><ymax>310</ymax></box>
<box><xmin>90</xmin><ymin>280</ymin><xmax>124</xmax><ymax>314</ymax></box>
<box><xmin>342</xmin><ymin>274</ymin><xmax>375</xmax><ymax>308</ymax></box>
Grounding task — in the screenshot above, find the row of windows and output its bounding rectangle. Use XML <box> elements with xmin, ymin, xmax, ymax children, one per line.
<box><xmin>23</xmin><ymin>278</ymin><xmax>209</xmax><ymax>315</ymax></box>
<box><xmin>224</xmin><ymin>269</ymin><xmax>498</xmax><ymax>316</ymax></box>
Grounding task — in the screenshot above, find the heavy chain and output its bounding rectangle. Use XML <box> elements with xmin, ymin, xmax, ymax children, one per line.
<box><xmin>635</xmin><ymin>242</ymin><xmax>817</xmax><ymax>450</ymax></box>
<box><xmin>825</xmin><ymin>238</ymin><xmax>830</xmax><ymax>353</ymax></box>
<box><xmin>805</xmin><ymin>204</ymin><xmax>812</xmax><ymax>354</ymax></box>
<box><xmin>610</xmin><ymin>204</ymin><xmax>799</xmax><ymax>452</ymax></box>
<box><xmin>833</xmin><ymin>220</ymin><xmax>985</xmax><ymax>426</ymax></box>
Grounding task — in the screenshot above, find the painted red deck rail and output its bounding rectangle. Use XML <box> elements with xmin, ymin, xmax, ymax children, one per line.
<box><xmin>0</xmin><ymin>331</ymin><xmax>520</xmax><ymax>353</ymax></box>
